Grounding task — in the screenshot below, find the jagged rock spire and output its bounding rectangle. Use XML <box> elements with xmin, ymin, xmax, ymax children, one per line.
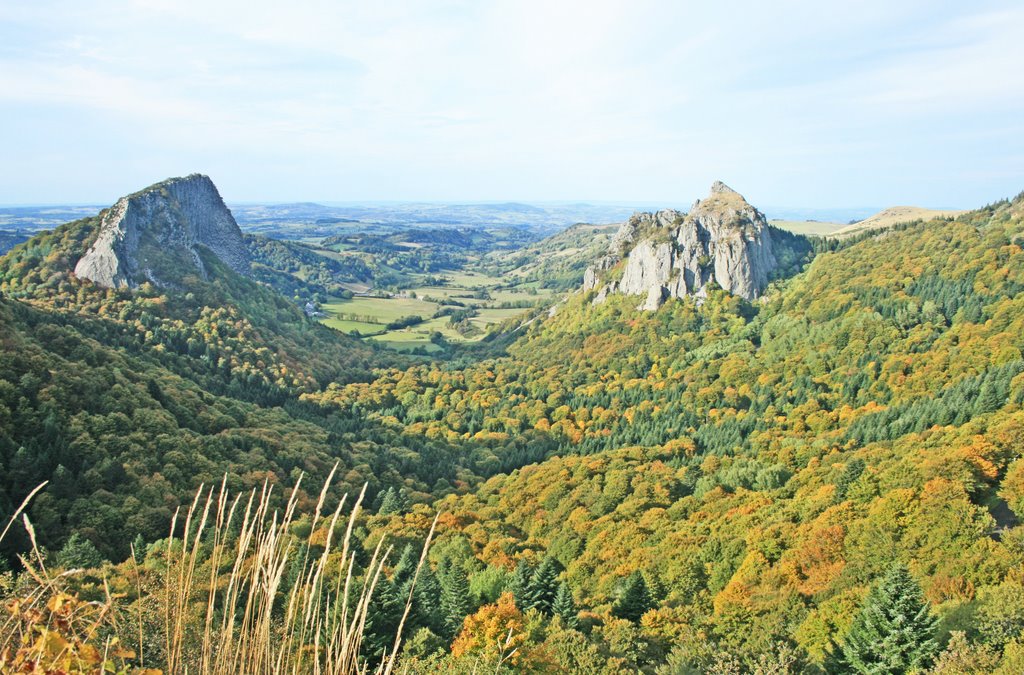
<box><xmin>582</xmin><ymin>181</ymin><xmax>780</xmax><ymax>309</ymax></box>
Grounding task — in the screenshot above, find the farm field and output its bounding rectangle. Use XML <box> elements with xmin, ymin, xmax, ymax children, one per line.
<box><xmin>318</xmin><ymin>270</ymin><xmax>553</xmax><ymax>351</ymax></box>
<box><xmin>768</xmin><ymin>218</ymin><xmax>846</xmax><ymax>235</ymax></box>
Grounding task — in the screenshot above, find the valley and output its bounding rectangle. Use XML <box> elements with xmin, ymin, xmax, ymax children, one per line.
<box><xmin>2</xmin><ymin>174</ymin><xmax>1023</xmax><ymax>673</ymax></box>
<box><xmin>5</xmin><ymin>2</ymin><xmax>1021</xmax><ymax>671</ymax></box>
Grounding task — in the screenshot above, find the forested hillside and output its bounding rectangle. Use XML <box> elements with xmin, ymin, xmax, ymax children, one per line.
<box><xmin>0</xmin><ymin>204</ymin><xmax>554</xmax><ymax>566</ymax></box>
<box><xmin>3</xmin><ymin>189</ymin><xmax>1024</xmax><ymax>672</ymax></box>
<box><xmin>331</xmin><ymin>193</ymin><xmax>1024</xmax><ymax>670</ymax></box>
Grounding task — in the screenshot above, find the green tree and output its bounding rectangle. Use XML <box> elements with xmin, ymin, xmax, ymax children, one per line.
<box><xmin>378</xmin><ymin>487</ymin><xmax>401</xmax><ymax>515</ymax></box>
<box><xmin>131</xmin><ymin>533</ymin><xmax>146</xmax><ymax>563</ymax></box>
<box><xmin>392</xmin><ymin>543</ymin><xmax>418</xmax><ymax>593</ymax></box>
<box><xmin>836</xmin><ymin>564</ymin><xmax>939</xmax><ymax>674</ymax></box>
<box><xmin>55</xmin><ymin>533</ymin><xmax>103</xmax><ymax>569</ymax></box>
<box><xmin>835</xmin><ymin>457</ymin><xmax>866</xmax><ymax>501</ymax></box>
<box><xmin>508</xmin><ymin>559</ymin><xmax>533</xmax><ymax>608</ymax></box>
<box><xmin>524</xmin><ymin>556</ymin><xmax>561</xmax><ymax>614</ymax></box>
<box><xmin>362</xmin><ymin>577</ymin><xmax>403</xmax><ymax>660</ymax></box>
<box><xmin>411</xmin><ymin>563</ymin><xmax>445</xmax><ymax>636</ymax></box>
<box><xmin>552</xmin><ymin>582</ymin><xmax>578</xmax><ymax>629</ymax></box>
<box><xmin>440</xmin><ymin>562</ymin><xmax>472</xmax><ymax>640</ymax></box>
<box><xmin>612</xmin><ymin>571</ymin><xmax>654</xmax><ymax>622</ymax></box>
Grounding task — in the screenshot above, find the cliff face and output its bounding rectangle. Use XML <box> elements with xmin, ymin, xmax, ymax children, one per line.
<box><xmin>583</xmin><ymin>181</ymin><xmax>778</xmax><ymax>309</ymax></box>
<box><xmin>74</xmin><ymin>174</ymin><xmax>249</xmax><ymax>288</ymax></box>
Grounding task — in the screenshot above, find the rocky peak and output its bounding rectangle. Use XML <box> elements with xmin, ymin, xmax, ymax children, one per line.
<box><xmin>710</xmin><ymin>180</ymin><xmax>738</xmax><ymax>196</ymax></box>
<box><xmin>74</xmin><ymin>174</ymin><xmax>250</xmax><ymax>289</ymax></box>
<box><xmin>581</xmin><ymin>181</ymin><xmax>781</xmax><ymax>309</ymax></box>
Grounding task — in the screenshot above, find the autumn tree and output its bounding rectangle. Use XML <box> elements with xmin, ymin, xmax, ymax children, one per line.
<box><xmin>451</xmin><ymin>593</ymin><xmax>526</xmax><ymax>668</ymax></box>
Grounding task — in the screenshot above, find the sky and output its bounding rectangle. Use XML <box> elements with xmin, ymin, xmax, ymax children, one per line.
<box><xmin>1</xmin><ymin>0</ymin><xmax>1022</xmax><ymax>209</ymax></box>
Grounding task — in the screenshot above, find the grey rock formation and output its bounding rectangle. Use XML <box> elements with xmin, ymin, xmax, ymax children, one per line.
<box><xmin>583</xmin><ymin>181</ymin><xmax>778</xmax><ymax>309</ymax></box>
<box><xmin>74</xmin><ymin>174</ymin><xmax>249</xmax><ymax>289</ymax></box>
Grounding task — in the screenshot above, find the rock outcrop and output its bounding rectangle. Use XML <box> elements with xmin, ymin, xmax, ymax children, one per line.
<box><xmin>583</xmin><ymin>181</ymin><xmax>779</xmax><ymax>309</ymax></box>
<box><xmin>74</xmin><ymin>174</ymin><xmax>249</xmax><ymax>288</ymax></box>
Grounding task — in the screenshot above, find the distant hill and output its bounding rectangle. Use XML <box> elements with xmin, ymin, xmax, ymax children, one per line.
<box><xmin>768</xmin><ymin>218</ymin><xmax>846</xmax><ymax>236</ymax></box>
<box><xmin>482</xmin><ymin>221</ymin><xmax>620</xmax><ymax>290</ymax></box>
<box><xmin>833</xmin><ymin>205</ymin><xmax>967</xmax><ymax>237</ymax></box>
<box><xmin>0</xmin><ymin>230</ymin><xmax>30</xmax><ymax>255</ymax></box>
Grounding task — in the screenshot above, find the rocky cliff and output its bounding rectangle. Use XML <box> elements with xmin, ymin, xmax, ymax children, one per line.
<box><xmin>74</xmin><ymin>174</ymin><xmax>249</xmax><ymax>288</ymax></box>
<box><xmin>583</xmin><ymin>181</ymin><xmax>781</xmax><ymax>310</ymax></box>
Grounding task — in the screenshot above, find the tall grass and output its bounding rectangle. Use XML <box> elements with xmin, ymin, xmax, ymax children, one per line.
<box><xmin>0</xmin><ymin>468</ymin><xmax>435</xmax><ymax>674</ymax></box>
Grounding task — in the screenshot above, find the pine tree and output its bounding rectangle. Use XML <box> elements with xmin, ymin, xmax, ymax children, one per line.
<box><xmin>837</xmin><ymin>564</ymin><xmax>939</xmax><ymax>674</ymax></box>
<box><xmin>131</xmin><ymin>533</ymin><xmax>146</xmax><ymax>564</ymax></box>
<box><xmin>644</xmin><ymin>570</ymin><xmax>667</xmax><ymax>603</ymax></box>
<box><xmin>362</xmin><ymin>577</ymin><xmax>403</xmax><ymax>660</ymax></box>
<box><xmin>508</xmin><ymin>559</ymin><xmax>533</xmax><ymax>608</ymax></box>
<box><xmin>440</xmin><ymin>562</ymin><xmax>472</xmax><ymax>639</ymax></box>
<box><xmin>378</xmin><ymin>487</ymin><xmax>401</xmax><ymax>515</ymax></box>
<box><xmin>552</xmin><ymin>581</ymin><xmax>578</xmax><ymax>629</ymax></box>
<box><xmin>55</xmin><ymin>532</ymin><xmax>103</xmax><ymax>569</ymax></box>
<box><xmin>392</xmin><ymin>543</ymin><xmax>418</xmax><ymax>593</ymax></box>
<box><xmin>524</xmin><ymin>556</ymin><xmax>561</xmax><ymax>614</ymax></box>
<box><xmin>411</xmin><ymin>563</ymin><xmax>445</xmax><ymax>635</ymax></box>
<box><xmin>835</xmin><ymin>457</ymin><xmax>866</xmax><ymax>501</ymax></box>
<box><xmin>396</xmin><ymin>488</ymin><xmax>412</xmax><ymax>512</ymax></box>
<box><xmin>976</xmin><ymin>379</ymin><xmax>1004</xmax><ymax>414</ymax></box>
<box><xmin>612</xmin><ymin>571</ymin><xmax>654</xmax><ymax>622</ymax></box>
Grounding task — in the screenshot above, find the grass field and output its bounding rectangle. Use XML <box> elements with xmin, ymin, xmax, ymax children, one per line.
<box><xmin>831</xmin><ymin>206</ymin><xmax>967</xmax><ymax>237</ymax></box>
<box><xmin>318</xmin><ymin>317</ymin><xmax>384</xmax><ymax>335</ymax></box>
<box><xmin>323</xmin><ymin>295</ymin><xmax>436</xmax><ymax>323</ymax></box>
<box><xmin>318</xmin><ymin>269</ymin><xmax>545</xmax><ymax>351</ymax></box>
<box><xmin>769</xmin><ymin>219</ymin><xmax>846</xmax><ymax>236</ymax></box>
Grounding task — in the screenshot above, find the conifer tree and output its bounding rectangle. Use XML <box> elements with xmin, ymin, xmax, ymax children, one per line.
<box><xmin>524</xmin><ymin>556</ymin><xmax>561</xmax><ymax>614</ymax></box>
<box><xmin>644</xmin><ymin>570</ymin><xmax>667</xmax><ymax>603</ymax></box>
<box><xmin>412</xmin><ymin>562</ymin><xmax>445</xmax><ymax>635</ymax></box>
<box><xmin>612</xmin><ymin>570</ymin><xmax>654</xmax><ymax>622</ymax></box>
<box><xmin>55</xmin><ymin>532</ymin><xmax>103</xmax><ymax>569</ymax></box>
<box><xmin>836</xmin><ymin>564</ymin><xmax>939</xmax><ymax>674</ymax></box>
<box><xmin>392</xmin><ymin>543</ymin><xmax>418</xmax><ymax>593</ymax></box>
<box><xmin>377</xmin><ymin>487</ymin><xmax>401</xmax><ymax>515</ymax></box>
<box><xmin>131</xmin><ymin>533</ymin><xmax>146</xmax><ymax>563</ymax></box>
<box><xmin>440</xmin><ymin>562</ymin><xmax>472</xmax><ymax>639</ymax></box>
<box><xmin>552</xmin><ymin>581</ymin><xmax>579</xmax><ymax>629</ymax></box>
<box><xmin>396</xmin><ymin>488</ymin><xmax>412</xmax><ymax>512</ymax></box>
<box><xmin>362</xmin><ymin>577</ymin><xmax>402</xmax><ymax>660</ymax></box>
<box><xmin>508</xmin><ymin>559</ymin><xmax>533</xmax><ymax>608</ymax></box>
<box><xmin>835</xmin><ymin>457</ymin><xmax>866</xmax><ymax>501</ymax></box>
<box><xmin>976</xmin><ymin>379</ymin><xmax>1004</xmax><ymax>414</ymax></box>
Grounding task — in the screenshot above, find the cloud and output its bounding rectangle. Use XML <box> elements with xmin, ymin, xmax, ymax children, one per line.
<box><xmin>0</xmin><ymin>0</ymin><xmax>1021</xmax><ymax>205</ymax></box>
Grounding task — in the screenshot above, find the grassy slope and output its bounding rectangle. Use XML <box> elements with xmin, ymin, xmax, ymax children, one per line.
<box><xmin>832</xmin><ymin>206</ymin><xmax>967</xmax><ymax>237</ymax></box>
<box><xmin>769</xmin><ymin>219</ymin><xmax>847</xmax><ymax>236</ymax></box>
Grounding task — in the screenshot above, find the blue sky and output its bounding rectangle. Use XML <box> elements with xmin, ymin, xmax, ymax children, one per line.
<box><xmin>1</xmin><ymin>0</ymin><xmax>1022</xmax><ymax>208</ymax></box>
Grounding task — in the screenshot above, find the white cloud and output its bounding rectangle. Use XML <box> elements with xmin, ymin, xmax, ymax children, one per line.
<box><xmin>0</xmin><ymin>0</ymin><xmax>1021</xmax><ymax>205</ymax></box>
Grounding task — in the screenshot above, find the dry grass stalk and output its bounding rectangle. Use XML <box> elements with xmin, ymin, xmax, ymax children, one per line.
<box><xmin>2</xmin><ymin>470</ymin><xmax>435</xmax><ymax>674</ymax></box>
